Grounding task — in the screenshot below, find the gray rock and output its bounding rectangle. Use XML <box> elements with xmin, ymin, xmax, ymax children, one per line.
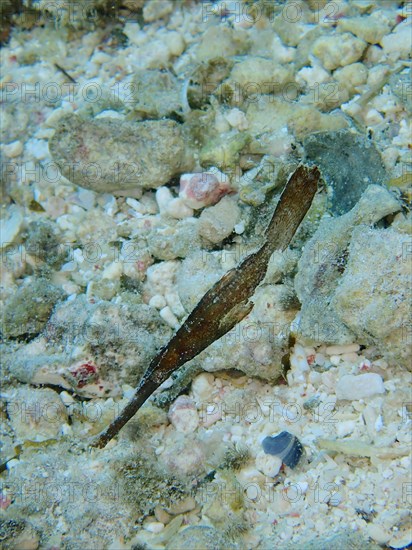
<box><xmin>7</xmin><ymin>387</ymin><xmax>68</xmax><ymax>442</ymax></box>
<box><xmin>198</xmin><ymin>195</ymin><xmax>241</xmax><ymax>244</ymax></box>
<box><xmin>131</xmin><ymin>68</ymin><xmax>183</xmax><ymax>119</ymax></box>
<box><xmin>25</xmin><ymin>220</ymin><xmax>63</xmax><ymax>267</ymax></box>
<box><xmin>295</xmin><ymin>185</ymin><xmax>402</xmax><ymax>346</ymax></box>
<box><xmin>303</xmin><ymin>129</ymin><xmax>388</xmax><ymax>215</ymax></box>
<box><xmin>198</xmin><ymin>284</ymin><xmax>297</xmax><ymax>381</ymax></box>
<box><xmin>277</xmin><ymin>529</ymin><xmax>382</xmax><ymax>550</ymax></box>
<box><xmin>0</xmin><ymin>519</ymin><xmax>40</xmax><ymax>550</ymax></box>
<box><xmin>7</xmin><ymin>295</ymin><xmax>172</xmax><ymax>396</ymax></box>
<box><xmin>2</xmin><ymin>278</ymin><xmax>64</xmax><ymax>339</ymax></box>
<box><xmin>166</xmin><ymin>525</ymin><xmax>235</xmax><ymax>550</ymax></box>
<box><xmin>332</xmin><ymin>226</ymin><xmax>412</xmax><ymax>368</ymax></box>
<box><xmin>177</xmin><ymin>250</ymin><xmax>225</xmax><ymax>312</ymax></box>
<box><xmin>147</xmin><ymin>217</ymin><xmax>200</xmax><ymax>260</ymax></box>
<box><xmin>49</xmin><ymin>115</ymin><xmax>194</xmax><ymax>196</ymax></box>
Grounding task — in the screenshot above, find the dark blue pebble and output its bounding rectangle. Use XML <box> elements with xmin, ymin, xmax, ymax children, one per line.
<box><xmin>262</xmin><ymin>431</ymin><xmax>303</xmax><ymax>469</ymax></box>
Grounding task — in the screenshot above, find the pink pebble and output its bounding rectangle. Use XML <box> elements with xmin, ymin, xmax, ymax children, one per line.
<box><xmin>0</xmin><ymin>493</ymin><xmax>11</xmax><ymax>509</ymax></box>
<box><xmin>179</xmin><ymin>169</ymin><xmax>232</xmax><ymax>209</ymax></box>
<box><xmin>168</xmin><ymin>395</ymin><xmax>199</xmax><ymax>433</ymax></box>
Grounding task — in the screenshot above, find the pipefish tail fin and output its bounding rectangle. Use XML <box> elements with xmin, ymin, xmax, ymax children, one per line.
<box><xmin>264</xmin><ymin>164</ymin><xmax>320</xmax><ymax>251</ymax></box>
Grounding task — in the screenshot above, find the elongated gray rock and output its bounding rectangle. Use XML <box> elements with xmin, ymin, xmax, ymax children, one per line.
<box><xmin>49</xmin><ymin>114</ymin><xmax>194</xmax><ymax>197</ymax></box>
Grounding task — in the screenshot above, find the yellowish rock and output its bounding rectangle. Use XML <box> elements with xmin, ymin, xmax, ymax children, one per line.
<box><xmin>312</xmin><ymin>33</ymin><xmax>367</xmax><ymax>70</ymax></box>
<box><xmin>338</xmin><ymin>14</ymin><xmax>391</xmax><ymax>44</ymax></box>
<box><xmin>334</xmin><ymin>62</ymin><xmax>368</xmax><ymax>94</ymax></box>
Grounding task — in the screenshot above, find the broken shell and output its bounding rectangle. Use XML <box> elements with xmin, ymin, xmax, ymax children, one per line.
<box><xmin>179</xmin><ymin>168</ymin><xmax>232</xmax><ymax>209</ymax></box>
<box><xmin>261</xmin><ymin>431</ymin><xmax>303</xmax><ymax>469</ymax></box>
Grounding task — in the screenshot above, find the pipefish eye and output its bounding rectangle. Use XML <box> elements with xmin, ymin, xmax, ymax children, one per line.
<box><xmin>261</xmin><ymin>431</ymin><xmax>304</xmax><ymax>469</ymax></box>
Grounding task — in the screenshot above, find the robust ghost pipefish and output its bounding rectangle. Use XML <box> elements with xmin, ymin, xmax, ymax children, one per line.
<box><xmin>91</xmin><ymin>164</ymin><xmax>320</xmax><ymax>449</ymax></box>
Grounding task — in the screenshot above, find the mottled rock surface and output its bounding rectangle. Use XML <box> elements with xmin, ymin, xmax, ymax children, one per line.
<box><xmin>303</xmin><ymin>129</ymin><xmax>388</xmax><ymax>215</ymax></box>
<box><xmin>197</xmin><ymin>283</ymin><xmax>298</xmax><ymax>381</ymax></box>
<box><xmin>6</xmin><ymin>295</ymin><xmax>172</xmax><ymax>396</ymax></box>
<box><xmin>131</xmin><ymin>68</ymin><xmax>183</xmax><ymax>119</ymax></box>
<box><xmin>49</xmin><ymin>115</ymin><xmax>194</xmax><ymax>196</ymax></box>
<box><xmin>278</xmin><ymin>529</ymin><xmax>382</xmax><ymax>550</ymax></box>
<box><xmin>295</xmin><ymin>185</ymin><xmax>402</xmax><ymax>348</ymax></box>
<box><xmin>7</xmin><ymin>387</ymin><xmax>68</xmax><ymax>442</ymax></box>
<box><xmin>2</xmin><ymin>278</ymin><xmax>64</xmax><ymax>339</ymax></box>
<box><xmin>166</xmin><ymin>525</ymin><xmax>235</xmax><ymax>550</ymax></box>
<box><xmin>333</xmin><ymin>226</ymin><xmax>412</xmax><ymax>368</ymax></box>
<box><xmin>198</xmin><ymin>195</ymin><xmax>241</xmax><ymax>244</ymax></box>
<box><xmin>336</xmin><ymin>373</ymin><xmax>385</xmax><ymax>401</ymax></box>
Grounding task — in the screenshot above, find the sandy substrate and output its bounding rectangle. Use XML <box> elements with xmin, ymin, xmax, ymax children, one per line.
<box><xmin>0</xmin><ymin>1</ymin><xmax>411</xmax><ymax>549</ymax></box>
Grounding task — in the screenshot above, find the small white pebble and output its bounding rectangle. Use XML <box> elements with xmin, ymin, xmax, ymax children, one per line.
<box><xmin>336</xmin><ymin>420</ymin><xmax>355</xmax><ymax>438</ymax></box>
<box><xmin>296</xmin><ymin>65</ymin><xmax>330</xmax><ymax>88</ymax></box>
<box><xmin>191</xmin><ymin>373</ymin><xmax>215</xmax><ymax>402</ymax></box>
<box><xmin>234</xmin><ymin>221</ymin><xmax>245</xmax><ymax>234</ymax></box>
<box><xmin>60</xmin><ymin>391</ymin><xmax>75</xmax><ymax>406</ymax></box>
<box><xmin>25</xmin><ymin>138</ymin><xmax>49</xmax><ymax>160</ymax></box>
<box><xmin>0</xmin><ymin>205</ymin><xmax>23</xmax><ymax>248</ymax></box>
<box><xmin>3</xmin><ymin>140</ymin><xmax>23</xmax><ymax>157</ymax></box>
<box><xmin>326</xmin><ymin>344</ymin><xmax>360</xmax><ymax>355</ymax></box>
<box><xmin>99</xmin><ymin>194</ymin><xmax>118</xmax><ymax>217</ymax></box>
<box><xmin>102</xmin><ymin>261</ymin><xmax>123</xmax><ymax>280</ymax></box>
<box><xmin>328</xmin><ymin>491</ymin><xmax>343</xmax><ymax>506</ymax></box>
<box><xmin>364</xmin><ymin>108</ymin><xmax>384</xmax><ymax>125</ymax></box>
<box><xmin>126</xmin><ymin>197</ymin><xmax>144</xmax><ymax>213</ymax></box>
<box><xmin>122</xmin><ymin>384</ymin><xmax>135</xmax><ymax>399</ymax></box>
<box><xmin>290</xmin><ymin>344</ymin><xmax>309</xmax><ymax>373</ymax></box>
<box><xmin>156</xmin><ymin>187</ymin><xmax>173</xmax><ymax>213</ymax></box>
<box><xmin>160</xmin><ymin>306</ymin><xmax>180</xmax><ymax>329</ymax></box>
<box><xmin>144</xmin><ymin>522</ymin><xmax>164</xmax><ymax>534</ymax></box>
<box><xmin>224</xmin><ymin>108</ymin><xmax>249</xmax><ymax>130</ymax></box>
<box><xmin>45</xmin><ymin>107</ymin><xmax>73</xmax><ymax>127</ymax></box>
<box><xmin>165</xmin><ymin>291</ymin><xmax>186</xmax><ymax>318</ymax></box>
<box><xmin>329</xmin><ymin>355</ymin><xmax>341</xmax><ymax>366</ymax></box>
<box><xmin>296</xmin><ymin>481</ymin><xmax>308</xmax><ymax>494</ymax></box>
<box><xmin>380</xmin><ymin>19</ymin><xmax>412</xmax><ymax>59</ymax></box>
<box><xmin>149</xmin><ymin>294</ymin><xmax>167</xmax><ymax>309</ymax></box>
<box><xmin>255</xmin><ymin>450</ymin><xmax>282</xmax><ymax>477</ymax></box>
<box><xmin>336</xmin><ymin>373</ymin><xmax>385</xmax><ymax>401</ymax></box>
<box><xmin>314</xmin><ymin>353</ymin><xmax>326</xmax><ymax>366</ymax></box>
<box><xmin>165</xmin><ymin>31</ymin><xmax>185</xmax><ymax>56</ymax></box>
<box><xmin>77</xmin><ymin>188</ymin><xmax>96</xmax><ymax>210</ymax></box>
<box><xmin>166</xmin><ymin>197</ymin><xmax>194</xmax><ymax>219</ymax></box>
